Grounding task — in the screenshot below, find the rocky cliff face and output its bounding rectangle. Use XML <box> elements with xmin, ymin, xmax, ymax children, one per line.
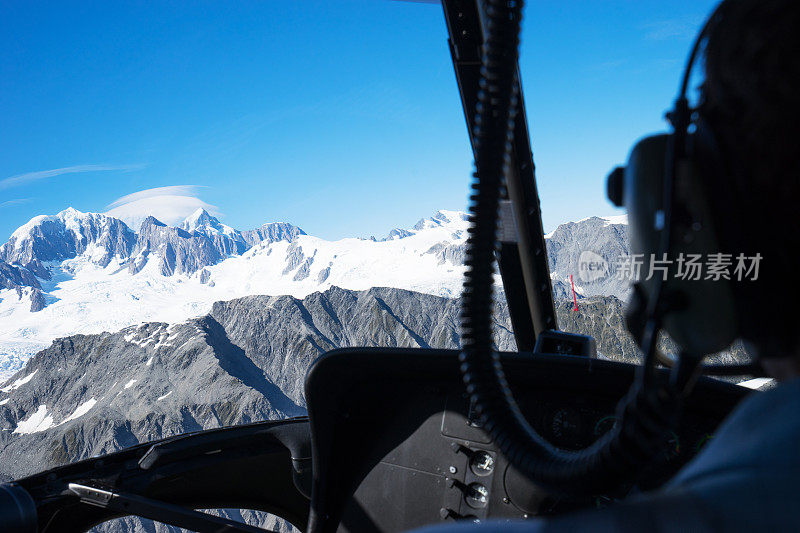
<box><xmin>0</xmin><ymin>261</ymin><xmax>41</xmax><ymax>291</ymax></box>
<box><xmin>131</xmin><ymin>216</ymin><xmax>228</xmax><ymax>276</ymax></box>
<box><xmin>242</xmin><ymin>222</ymin><xmax>306</xmax><ymax>248</ymax></box>
<box><xmin>0</xmin><ymin>286</ymin><xmax>515</xmax><ymax>481</ymax></box>
<box><xmin>546</xmin><ymin>216</ymin><xmax>630</xmax><ymax>300</ymax></box>
<box><xmin>553</xmin><ymin>296</ymin><xmax>751</xmax><ymax>366</ymax></box>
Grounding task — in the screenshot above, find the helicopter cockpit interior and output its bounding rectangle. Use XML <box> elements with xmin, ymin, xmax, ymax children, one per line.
<box><xmin>1</xmin><ymin>0</ymin><xmax>787</xmax><ymax>531</ymax></box>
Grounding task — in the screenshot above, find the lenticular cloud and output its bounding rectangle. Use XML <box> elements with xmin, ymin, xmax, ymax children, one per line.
<box><xmin>105</xmin><ymin>185</ymin><xmax>219</xmax><ymax>231</ymax></box>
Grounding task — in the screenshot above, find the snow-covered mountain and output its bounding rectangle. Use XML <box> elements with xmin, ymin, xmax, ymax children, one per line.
<box><xmin>0</xmin><ymin>207</ymin><xmax>303</xmax><ymax>284</ymax></box>
<box><xmin>0</xmin><ymin>208</ymin><xmax>629</xmax><ymax>378</ymax></box>
<box><xmin>0</xmin><ymin>208</ymin><xmax>136</xmax><ymax>278</ymax></box>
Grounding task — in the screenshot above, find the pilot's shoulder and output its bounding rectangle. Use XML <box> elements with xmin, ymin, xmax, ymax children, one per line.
<box><xmin>678</xmin><ymin>377</ymin><xmax>800</xmax><ymax>479</ymax></box>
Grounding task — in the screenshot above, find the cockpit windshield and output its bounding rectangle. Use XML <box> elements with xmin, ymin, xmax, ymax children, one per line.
<box><xmin>0</xmin><ymin>1</ymin><xmax>759</xmax><ymax>517</ymax></box>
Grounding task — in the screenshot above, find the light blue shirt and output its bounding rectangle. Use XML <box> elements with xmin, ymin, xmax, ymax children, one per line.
<box><xmin>416</xmin><ymin>378</ymin><xmax>800</xmax><ymax>532</ymax></box>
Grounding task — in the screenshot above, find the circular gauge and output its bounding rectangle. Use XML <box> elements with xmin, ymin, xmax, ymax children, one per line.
<box><xmin>694</xmin><ymin>433</ymin><xmax>714</xmax><ymax>453</ymax></box>
<box><xmin>470</xmin><ymin>451</ymin><xmax>495</xmax><ymax>477</ymax></box>
<box><xmin>465</xmin><ymin>483</ymin><xmax>489</xmax><ymax>509</ymax></box>
<box><xmin>593</xmin><ymin>415</ymin><xmax>618</xmax><ymax>437</ymax></box>
<box><xmin>551</xmin><ymin>407</ymin><xmax>582</xmax><ymax>444</ymax></box>
<box><xmin>664</xmin><ymin>431</ymin><xmax>681</xmax><ymax>459</ymax></box>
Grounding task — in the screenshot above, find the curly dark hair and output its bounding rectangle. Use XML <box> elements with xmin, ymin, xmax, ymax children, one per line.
<box><xmin>701</xmin><ymin>0</ymin><xmax>800</xmax><ymax>357</ymax></box>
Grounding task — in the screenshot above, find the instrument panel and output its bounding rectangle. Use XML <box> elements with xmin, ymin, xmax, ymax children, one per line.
<box><xmin>304</xmin><ymin>348</ymin><xmax>750</xmax><ymax>532</ymax></box>
<box><xmin>348</xmin><ymin>386</ymin><xmax>725</xmax><ymax>527</ymax></box>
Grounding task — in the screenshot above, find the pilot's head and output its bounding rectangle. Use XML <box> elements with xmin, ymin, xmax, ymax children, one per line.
<box><xmin>610</xmin><ymin>0</ymin><xmax>800</xmax><ymax>368</ymax></box>
<box><xmin>701</xmin><ymin>0</ymin><xmax>799</xmax><ymax>364</ymax></box>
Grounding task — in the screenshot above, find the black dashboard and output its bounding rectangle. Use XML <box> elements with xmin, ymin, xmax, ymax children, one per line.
<box><xmin>305</xmin><ymin>348</ymin><xmax>750</xmax><ymax>532</ymax></box>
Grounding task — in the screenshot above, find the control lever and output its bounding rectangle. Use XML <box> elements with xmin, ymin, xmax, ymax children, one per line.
<box><xmin>67</xmin><ymin>483</ymin><xmax>276</xmax><ymax>533</ymax></box>
<box><xmin>439</xmin><ymin>507</ymin><xmax>479</xmax><ymax>522</ymax></box>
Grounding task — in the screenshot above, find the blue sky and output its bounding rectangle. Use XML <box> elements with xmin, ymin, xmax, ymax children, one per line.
<box><xmin>0</xmin><ymin>0</ymin><xmax>718</xmax><ymax>241</ymax></box>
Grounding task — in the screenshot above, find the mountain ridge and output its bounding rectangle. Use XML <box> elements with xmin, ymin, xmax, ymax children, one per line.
<box><xmin>1</xmin><ymin>207</ymin><xmax>305</xmax><ymax>284</ymax></box>
<box><xmin>0</xmin><ymin>208</ymin><xmax>629</xmax><ymax>378</ymax></box>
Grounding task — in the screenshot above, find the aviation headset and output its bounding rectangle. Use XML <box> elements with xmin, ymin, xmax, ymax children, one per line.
<box><xmin>606</xmin><ymin>1</ymin><xmax>741</xmax><ymax>359</ymax></box>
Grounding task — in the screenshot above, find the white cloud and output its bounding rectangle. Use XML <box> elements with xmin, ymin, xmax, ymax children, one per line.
<box><xmin>105</xmin><ymin>185</ymin><xmax>219</xmax><ymax>231</ymax></box>
<box><xmin>0</xmin><ymin>164</ymin><xmax>143</xmax><ymax>191</ymax></box>
<box><xmin>0</xmin><ymin>198</ymin><xmax>32</xmax><ymax>208</ymax></box>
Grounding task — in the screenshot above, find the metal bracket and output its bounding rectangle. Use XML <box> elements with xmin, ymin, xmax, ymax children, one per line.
<box><xmin>498</xmin><ymin>201</ymin><xmax>519</xmax><ymax>243</ymax></box>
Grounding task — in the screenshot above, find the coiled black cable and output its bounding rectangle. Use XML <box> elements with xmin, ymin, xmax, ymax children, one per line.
<box><xmin>459</xmin><ymin>0</ymin><xmax>694</xmax><ymax>496</ymax></box>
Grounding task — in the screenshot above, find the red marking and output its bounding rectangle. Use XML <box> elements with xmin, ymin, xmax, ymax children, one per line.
<box><xmin>570</xmin><ymin>274</ymin><xmax>579</xmax><ymax>311</ymax></box>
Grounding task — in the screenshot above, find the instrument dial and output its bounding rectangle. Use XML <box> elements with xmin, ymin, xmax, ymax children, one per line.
<box><xmin>470</xmin><ymin>451</ymin><xmax>495</xmax><ymax>476</ymax></box>
<box><xmin>550</xmin><ymin>407</ymin><xmax>582</xmax><ymax>445</ymax></box>
<box><xmin>465</xmin><ymin>483</ymin><xmax>489</xmax><ymax>508</ymax></box>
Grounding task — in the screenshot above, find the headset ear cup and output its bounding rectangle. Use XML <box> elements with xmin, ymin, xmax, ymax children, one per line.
<box><xmin>622</xmin><ymin>130</ymin><xmax>738</xmax><ymax>356</ymax></box>
<box><xmin>660</xmin><ymin>124</ymin><xmax>738</xmax><ymax>355</ymax></box>
<box><xmin>622</xmin><ymin>133</ymin><xmax>668</xmax><ymax>323</ymax></box>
